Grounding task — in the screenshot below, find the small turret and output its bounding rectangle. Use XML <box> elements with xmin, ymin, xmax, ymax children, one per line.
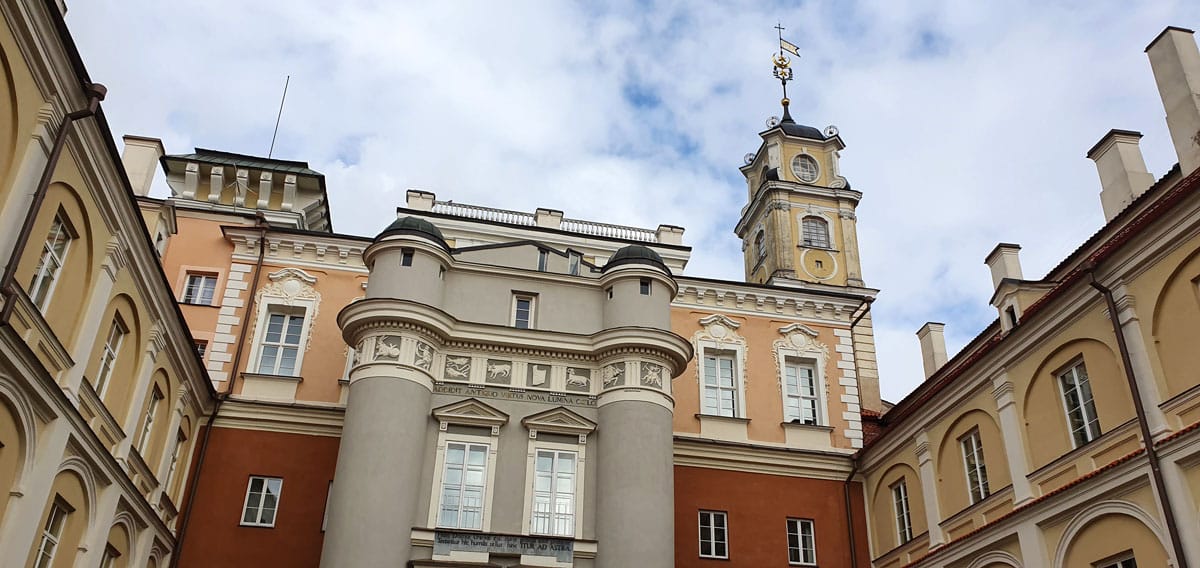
<box><xmin>600</xmin><ymin>245</ymin><xmax>675</xmax><ymax>329</ymax></box>
<box><xmin>363</xmin><ymin>216</ymin><xmax>452</xmax><ymax>308</ymax></box>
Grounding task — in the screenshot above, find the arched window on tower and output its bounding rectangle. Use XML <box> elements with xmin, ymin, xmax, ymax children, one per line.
<box><xmin>754</xmin><ymin>231</ymin><xmax>766</xmax><ymax>261</ymax></box>
<box><xmin>801</xmin><ymin>217</ymin><xmax>830</xmax><ymax>248</ymax></box>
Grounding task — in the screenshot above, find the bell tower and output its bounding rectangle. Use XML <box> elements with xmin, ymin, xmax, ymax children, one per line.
<box><xmin>734</xmin><ymin>30</ymin><xmax>865</xmax><ymax>288</ymax></box>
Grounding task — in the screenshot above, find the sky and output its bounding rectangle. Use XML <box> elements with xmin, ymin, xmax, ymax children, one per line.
<box><xmin>67</xmin><ymin>1</ymin><xmax>1200</xmax><ymax>403</ymax></box>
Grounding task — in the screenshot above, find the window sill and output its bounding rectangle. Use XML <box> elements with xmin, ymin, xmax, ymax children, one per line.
<box><xmin>695</xmin><ymin>414</ymin><xmax>750</xmax><ymax>443</ymax></box>
<box><xmin>781</xmin><ymin>421</ymin><xmax>835</xmax><ymax>450</ymax></box>
<box><xmin>238</xmin><ymin>522</ymin><xmax>277</xmax><ymax>529</ymax></box>
<box><xmin>178</xmin><ymin>301</ymin><xmax>219</xmax><ymax>308</ymax></box>
<box><xmin>240</xmin><ymin>372</ymin><xmax>303</xmax><ymax>403</ymax></box>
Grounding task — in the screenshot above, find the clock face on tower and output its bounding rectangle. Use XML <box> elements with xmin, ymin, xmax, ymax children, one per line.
<box><xmin>791</xmin><ymin>154</ymin><xmax>819</xmax><ymax>183</ymax></box>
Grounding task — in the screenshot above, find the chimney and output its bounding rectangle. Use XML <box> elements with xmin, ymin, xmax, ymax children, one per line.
<box><xmin>120</xmin><ymin>135</ymin><xmax>164</xmax><ymax>197</ymax></box>
<box><xmin>1087</xmin><ymin>129</ymin><xmax>1156</xmax><ymax>221</ymax></box>
<box><xmin>984</xmin><ymin>243</ymin><xmax>1023</xmax><ymax>290</ymax></box>
<box><xmin>405</xmin><ymin>189</ymin><xmax>436</xmax><ymax>211</ymax></box>
<box><xmin>916</xmin><ymin>322</ymin><xmax>947</xmax><ymax>379</ymax></box>
<box><xmin>1146</xmin><ymin>26</ymin><xmax>1200</xmax><ymax>174</ymax></box>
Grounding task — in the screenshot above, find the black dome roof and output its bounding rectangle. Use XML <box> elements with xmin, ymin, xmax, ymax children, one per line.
<box><xmin>605</xmin><ymin>244</ymin><xmax>669</xmax><ymax>273</ymax></box>
<box><xmin>778</xmin><ymin>120</ymin><xmax>825</xmax><ymax>140</ymax></box>
<box><xmin>376</xmin><ymin>216</ymin><xmax>447</xmax><ymax>245</ymax></box>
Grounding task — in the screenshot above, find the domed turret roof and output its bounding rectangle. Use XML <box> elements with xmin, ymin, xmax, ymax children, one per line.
<box><xmin>605</xmin><ymin>244</ymin><xmax>669</xmax><ymax>273</ymax></box>
<box><xmin>376</xmin><ymin>216</ymin><xmax>447</xmax><ymax>246</ymax></box>
<box><xmin>778</xmin><ymin>120</ymin><xmax>825</xmax><ymax>140</ymax></box>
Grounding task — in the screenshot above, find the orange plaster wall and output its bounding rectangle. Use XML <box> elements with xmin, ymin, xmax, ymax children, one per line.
<box><xmin>671</xmin><ymin>307</ymin><xmax>854</xmax><ymax>447</ymax></box>
<box><xmin>674</xmin><ymin>466</ymin><xmax>869</xmax><ymax>567</ymax></box>
<box><xmin>177</xmin><ymin>426</ymin><xmax>339</xmax><ymax>568</ymax></box>
<box><xmin>160</xmin><ymin>215</ymin><xmax>243</xmax><ymax>345</ymax></box>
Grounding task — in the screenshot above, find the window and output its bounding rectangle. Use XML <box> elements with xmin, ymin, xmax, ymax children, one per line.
<box><xmin>801</xmin><ymin>216</ymin><xmax>830</xmax><ymax>248</ymax></box>
<box><xmin>33</xmin><ymin>501</ymin><xmax>68</xmax><ymax>568</ymax></box>
<box><xmin>512</xmin><ymin>295</ymin><xmax>535</xmax><ymax>329</ymax></box>
<box><xmin>1100</xmin><ymin>556</ymin><xmax>1137</xmax><ymax>568</ymax></box>
<box><xmin>537</xmin><ymin>250</ymin><xmax>549</xmax><ymax>272</ymax></box>
<box><xmin>754</xmin><ymin>230</ymin><xmax>766</xmax><ymax>260</ymax></box>
<box><xmin>1058</xmin><ymin>361</ymin><xmax>1101</xmax><ymax>447</ymax></box>
<box><xmin>786</xmin><ymin>518</ymin><xmax>816</xmax><ymax>565</ymax></box>
<box><xmin>256</xmin><ymin>308</ymin><xmax>306</xmax><ymax>376</ymax></box>
<box><xmin>892</xmin><ymin>480</ymin><xmax>913</xmax><ymax>544</ymax></box>
<box><xmin>165</xmin><ymin>429</ymin><xmax>187</xmax><ymax>492</ymax></box>
<box><xmin>94</xmin><ymin>317</ymin><xmax>127</xmax><ymax>397</ymax></box>
<box><xmin>530</xmin><ymin>450</ymin><xmax>576</xmax><ymax>537</ymax></box>
<box><xmin>639</xmin><ymin>279</ymin><xmax>651</xmax><ymax>296</ymax></box>
<box><xmin>241</xmin><ymin>476</ymin><xmax>283</xmax><ymax>527</ymax></box>
<box><xmin>701</xmin><ymin>351</ymin><xmax>739</xmax><ymax>417</ymax></box>
<box><xmin>195</xmin><ymin>340</ymin><xmax>208</xmax><ymax>359</ymax></box>
<box><xmin>182</xmin><ymin>273</ymin><xmax>217</xmax><ymax>305</ymax></box>
<box><xmin>783</xmin><ymin>360</ymin><xmax>820</xmax><ymax>425</ymax></box>
<box><xmin>698</xmin><ymin>510</ymin><xmax>728</xmax><ymax>559</ymax></box>
<box><xmin>29</xmin><ymin>213</ymin><xmax>73</xmax><ymax>310</ymax></box>
<box><xmin>1005</xmin><ymin>305</ymin><xmax>1019</xmax><ymax>328</ymax></box>
<box><xmin>401</xmin><ymin>248</ymin><xmax>414</xmax><ymax>266</ymax></box>
<box><xmin>791</xmin><ymin>154</ymin><xmax>820</xmax><ymax>183</ymax></box>
<box><xmin>961</xmin><ymin>429</ymin><xmax>991</xmax><ymax>504</ymax></box>
<box><xmin>137</xmin><ymin>387</ymin><xmax>164</xmax><ymax>455</ymax></box>
<box><xmin>606</xmin><ymin>287</ymin><xmax>613</xmax><ymax>300</ymax></box>
<box><xmin>568</xmin><ymin>252</ymin><xmax>581</xmax><ymax>276</ymax></box>
<box><xmin>100</xmin><ymin>545</ymin><xmax>120</xmax><ymax>568</ymax></box>
<box><xmin>438</xmin><ymin>442</ymin><xmax>489</xmax><ymax>530</ymax></box>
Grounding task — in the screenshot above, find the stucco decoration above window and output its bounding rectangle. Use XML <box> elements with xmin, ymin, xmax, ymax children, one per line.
<box><xmin>253</xmin><ymin>267</ymin><xmax>322</xmax><ymax>352</ymax></box>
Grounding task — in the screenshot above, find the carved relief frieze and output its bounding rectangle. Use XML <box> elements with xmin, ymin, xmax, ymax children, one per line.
<box><xmin>527</xmin><ymin>363</ymin><xmax>551</xmax><ymax>388</ymax></box>
<box><xmin>565</xmin><ymin>368</ymin><xmax>591</xmax><ymax>392</ymax></box>
<box><xmin>374</xmin><ymin>335</ymin><xmax>402</xmax><ymax>361</ymax></box>
<box><xmin>600</xmin><ymin>363</ymin><xmax>625</xmax><ymax>388</ymax></box>
<box><xmin>444</xmin><ymin>355</ymin><xmax>471</xmax><ymax>382</ymax></box>
<box><xmin>640</xmin><ymin>362</ymin><xmax>664</xmax><ymax>388</ymax></box>
<box><xmin>486</xmin><ymin>359</ymin><xmax>513</xmax><ymax>384</ymax></box>
<box><xmin>414</xmin><ymin>341</ymin><xmax>434</xmax><ymax>371</ymax></box>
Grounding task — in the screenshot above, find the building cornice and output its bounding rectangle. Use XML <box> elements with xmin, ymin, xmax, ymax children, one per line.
<box><xmin>673</xmin><ymin>435</ymin><xmax>856</xmax><ymax>481</ymax></box>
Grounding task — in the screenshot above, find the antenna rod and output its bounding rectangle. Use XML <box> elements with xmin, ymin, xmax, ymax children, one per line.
<box><xmin>268</xmin><ymin>75</ymin><xmax>290</xmax><ymax>158</ymax></box>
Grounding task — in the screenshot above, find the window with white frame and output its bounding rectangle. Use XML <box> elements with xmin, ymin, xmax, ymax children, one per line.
<box><xmin>961</xmin><ymin>428</ymin><xmax>990</xmax><ymax>504</ymax></box>
<box><xmin>698</xmin><ymin>510</ymin><xmax>728</xmax><ymax>559</ymax></box>
<box><xmin>438</xmin><ymin>442</ymin><xmax>489</xmax><ymax>530</ymax></box>
<box><xmin>195</xmin><ymin>340</ymin><xmax>208</xmax><ymax>359</ymax></box>
<box><xmin>164</xmin><ymin>429</ymin><xmax>186</xmax><ymax>493</ymax></box>
<box><xmin>241</xmin><ymin>476</ymin><xmax>283</xmax><ymax>527</ymax></box>
<box><xmin>568</xmin><ymin>252</ymin><xmax>581</xmax><ymax>275</ymax></box>
<box><xmin>530</xmin><ymin>450</ymin><xmax>577</xmax><ymax>537</ymax></box>
<box><xmin>33</xmin><ymin>500</ymin><xmax>69</xmax><ymax>568</ymax></box>
<box><xmin>537</xmin><ymin>250</ymin><xmax>549</xmax><ymax>272</ymax></box>
<box><xmin>100</xmin><ymin>545</ymin><xmax>120</xmax><ymax>568</ymax></box>
<box><xmin>801</xmin><ymin>216</ymin><xmax>830</xmax><ymax>248</ymax></box>
<box><xmin>783</xmin><ymin>359</ymin><xmax>821</xmax><ymax>425</ymax></box>
<box><xmin>256</xmin><ymin>307</ymin><xmax>306</xmax><ymax>376</ymax></box>
<box><xmin>29</xmin><ymin>213</ymin><xmax>73</xmax><ymax>310</ymax></box>
<box><xmin>1058</xmin><ymin>360</ymin><xmax>1101</xmax><ymax>447</ymax></box>
<box><xmin>182</xmin><ymin>273</ymin><xmax>218</xmax><ymax>305</ymax></box>
<box><xmin>701</xmin><ymin>351</ymin><xmax>740</xmax><ymax>417</ymax></box>
<box><xmin>94</xmin><ymin>317</ymin><xmax>127</xmax><ymax>397</ymax></box>
<box><xmin>786</xmin><ymin>518</ymin><xmax>816</xmax><ymax>565</ymax></box>
<box><xmin>137</xmin><ymin>387</ymin><xmax>164</xmax><ymax>455</ymax></box>
<box><xmin>512</xmin><ymin>294</ymin><xmax>535</xmax><ymax>330</ymax></box>
<box><xmin>1100</xmin><ymin>555</ymin><xmax>1137</xmax><ymax>568</ymax></box>
<box><xmin>892</xmin><ymin>479</ymin><xmax>913</xmax><ymax>544</ymax></box>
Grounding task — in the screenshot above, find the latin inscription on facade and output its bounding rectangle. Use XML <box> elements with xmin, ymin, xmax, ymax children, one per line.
<box><xmin>433</xmin><ymin>531</ymin><xmax>573</xmax><ymax>562</ymax></box>
<box><xmin>433</xmin><ymin>383</ymin><xmax>597</xmax><ymax>407</ymax></box>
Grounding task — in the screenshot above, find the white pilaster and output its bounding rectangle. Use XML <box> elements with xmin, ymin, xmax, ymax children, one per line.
<box><xmin>114</xmin><ymin>326</ymin><xmax>166</xmax><ymax>465</ymax></box>
<box><xmin>0</xmin><ymin>419</ymin><xmax>72</xmax><ymax>567</ymax></box>
<box><xmin>62</xmin><ymin>239</ymin><xmax>125</xmax><ymax>398</ymax></box>
<box><xmin>992</xmin><ymin>374</ymin><xmax>1034</xmax><ymax>505</ymax></box>
<box><xmin>1159</xmin><ymin>457</ymin><xmax>1200</xmax><ymax>566</ymax></box>
<box><xmin>1109</xmin><ymin>284</ymin><xmax>1170</xmax><ymax>437</ymax></box>
<box><xmin>914</xmin><ymin>431</ymin><xmax>945</xmax><ymax>546</ymax></box>
<box><xmin>0</xmin><ymin>106</ymin><xmax>54</xmax><ymax>278</ymax></box>
<box><xmin>1016</xmin><ymin>522</ymin><xmax>1049</xmax><ymax>568</ymax></box>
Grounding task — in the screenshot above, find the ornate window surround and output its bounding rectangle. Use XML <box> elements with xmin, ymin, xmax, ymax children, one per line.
<box><xmin>246</xmin><ymin>268</ymin><xmax>321</xmax><ymax>378</ymax></box>
<box><xmin>519</xmin><ymin>406</ymin><xmax>596</xmax><ymax>539</ymax></box>
<box><xmin>773</xmin><ymin>323</ymin><xmax>831</xmax><ymax>427</ymax></box>
<box><xmin>428</xmin><ymin>399</ymin><xmax>508</xmax><ymax>532</ymax></box>
<box><xmin>693</xmin><ymin>314</ymin><xmax>749</xmax><ymax>419</ymax></box>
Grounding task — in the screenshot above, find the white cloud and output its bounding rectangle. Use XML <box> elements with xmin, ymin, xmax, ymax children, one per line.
<box><xmin>66</xmin><ymin>1</ymin><xmax>1200</xmax><ymax>402</ymax></box>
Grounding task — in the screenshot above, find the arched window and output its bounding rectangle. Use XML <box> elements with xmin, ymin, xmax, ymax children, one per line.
<box><xmin>754</xmin><ymin>231</ymin><xmax>766</xmax><ymax>260</ymax></box>
<box><xmin>801</xmin><ymin>217</ymin><xmax>830</xmax><ymax>248</ymax></box>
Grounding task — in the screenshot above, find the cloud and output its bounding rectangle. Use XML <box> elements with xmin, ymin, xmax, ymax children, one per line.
<box><xmin>65</xmin><ymin>0</ymin><xmax>1200</xmax><ymax>402</ymax></box>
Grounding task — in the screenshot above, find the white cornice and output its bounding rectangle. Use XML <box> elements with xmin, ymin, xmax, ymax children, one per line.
<box><xmin>673</xmin><ymin>436</ymin><xmax>855</xmax><ymax>481</ymax></box>
<box><xmin>213</xmin><ymin>398</ymin><xmax>345</xmax><ymax>437</ymax></box>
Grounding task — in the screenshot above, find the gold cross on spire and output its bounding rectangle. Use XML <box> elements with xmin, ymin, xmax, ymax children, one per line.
<box><xmin>772</xmin><ymin>23</ymin><xmax>801</xmax><ymax>118</ymax></box>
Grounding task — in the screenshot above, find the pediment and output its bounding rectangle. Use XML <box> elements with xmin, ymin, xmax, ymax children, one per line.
<box><xmin>778</xmin><ymin>323</ymin><xmax>819</xmax><ymax>337</ymax></box>
<box><xmin>521</xmin><ymin>406</ymin><xmax>597</xmax><ymax>440</ymax></box>
<box><xmin>432</xmin><ymin>398</ymin><xmax>509</xmax><ymax>432</ymax></box>
<box><xmin>699</xmin><ymin>314</ymin><xmax>741</xmax><ymax>330</ymax></box>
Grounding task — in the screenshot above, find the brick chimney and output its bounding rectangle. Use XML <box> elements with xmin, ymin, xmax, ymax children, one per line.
<box><xmin>1087</xmin><ymin>129</ymin><xmax>1156</xmax><ymax>221</ymax></box>
<box><xmin>1146</xmin><ymin>26</ymin><xmax>1200</xmax><ymax>175</ymax></box>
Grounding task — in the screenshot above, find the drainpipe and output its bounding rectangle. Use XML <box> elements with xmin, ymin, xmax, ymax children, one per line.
<box><xmin>0</xmin><ymin>83</ymin><xmax>106</xmax><ymax>324</ymax></box>
<box><xmin>1086</xmin><ymin>266</ymin><xmax>1189</xmax><ymax>568</ymax></box>
<box><xmin>171</xmin><ymin>215</ymin><xmax>268</xmax><ymax>567</ymax></box>
<box><xmin>842</xmin><ymin>298</ymin><xmax>872</xmax><ymax>568</ymax></box>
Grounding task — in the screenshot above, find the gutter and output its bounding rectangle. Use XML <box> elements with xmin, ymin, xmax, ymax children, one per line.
<box><xmin>171</xmin><ymin>216</ymin><xmax>268</xmax><ymax>566</ymax></box>
<box><xmin>0</xmin><ymin>84</ymin><xmax>106</xmax><ymax>323</ymax></box>
<box><xmin>842</xmin><ymin>298</ymin><xmax>872</xmax><ymax>568</ymax></box>
<box><xmin>1086</xmin><ymin>267</ymin><xmax>1189</xmax><ymax>568</ymax></box>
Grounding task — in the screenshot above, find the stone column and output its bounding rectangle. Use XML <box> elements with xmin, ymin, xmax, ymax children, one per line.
<box><xmin>1110</xmin><ymin>284</ymin><xmax>1170</xmax><ymax>436</ymax></box>
<box><xmin>914</xmin><ymin>431</ymin><xmax>945</xmax><ymax>546</ymax></box>
<box><xmin>1017</xmin><ymin>522</ymin><xmax>1049</xmax><ymax>568</ymax></box>
<box><xmin>320</xmin><ymin>333</ymin><xmax>434</xmax><ymax>568</ymax></box>
<box><xmin>839</xmin><ymin>208</ymin><xmax>864</xmax><ymax>286</ymax></box>
<box><xmin>594</xmin><ymin>359</ymin><xmax>675</xmax><ymax>568</ymax></box>
<box><xmin>1159</xmin><ymin>457</ymin><xmax>1200</xmax><ymax>566</ymax></box>
<box><xmin>992</xmin><ymin>375</ymin><xmax>1034</xmax><ymax>505</ymax></box>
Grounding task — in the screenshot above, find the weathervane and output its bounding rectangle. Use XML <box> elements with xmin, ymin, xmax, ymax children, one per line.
<box><xmin>773</xmin><ymin>22</ymin><xmax>802</xmax><ymax>120</ymax></box>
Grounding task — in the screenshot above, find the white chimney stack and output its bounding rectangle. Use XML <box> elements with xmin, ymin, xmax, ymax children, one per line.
<box><xmin>916</xmin><ymin>322</ymin><xmax>948</xmax><ymax>379</ymax></box>
<box><xmin>1146</xmin><ymin>26</ymin><xmax>1200</xmax><ymax>175</ymax></box>
<box><xmin>120</xmin><ymin>135</ymin><xmax>164</xmax><ymax>197</ymax></box>
<box><xmin>1087</xmin><ymin>129</ymin><xmax>1156</xmax><ymax>221</ymax></box>
<box><xmin>984</xmin><ymin>243</ymin><xmax>1023</xmax><ymax>290</ymax></box>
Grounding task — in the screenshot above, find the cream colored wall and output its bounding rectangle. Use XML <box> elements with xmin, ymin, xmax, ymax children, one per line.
<box><xmin>26</xmin><ymin>470</ymin><xmax>89</xmax><ymax>568</ymax></box>
<box><xmin>105</xmin><ymin>523</ymin><xmax>131</xmax><ymax>568</ymax></box>
<box><xmin>1139</xmin><ymin>236</ymin><xmax>1200</xmax><ymax>406</ymax></box>
<box><xmin>866</xmin><ymin>457</ymin><xmax>927</xmax><ymax>554</ymax></box>
<box><xmin>0</xmin><ymin>398</ymin><xmax>20</xmax><ymax>532</ymax></box>
<box><xmin>0</xmin><ymin>19</ymin><xmax>49</xmax><ymax>214</ymax></box>
<box><xmin>929</xmin><ymin>400</ymin><xmax>1012</xmax><ymax>520</ymax></box>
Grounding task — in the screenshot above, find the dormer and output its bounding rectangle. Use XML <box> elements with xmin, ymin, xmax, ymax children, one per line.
<box><xmin>984</xmin><ymin>243</ymin><xmax>1056</xmax><ymax>332</ymax></box>
<box><xmin>160</xmin><ymin>148</ymin><xmax>332</xmax><ymax>232</ymax></box>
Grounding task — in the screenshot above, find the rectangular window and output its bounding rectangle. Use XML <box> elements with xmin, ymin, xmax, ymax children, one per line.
<box><xmin>961</xmin><ymin>429</ymin><xmax>991</xmax><ymax>504</ymax></box>
<box><xmin>512</xmin><ymin>295</ymin><xmax>535</xmax><ymax>329</ymax></box>
<box><xmin>241</xmin><ymin>476</ymin><xmax>283</xmax><ymax>527</ymax></box>
<box><xmin>94</xmin><ymin>318</ymin><xmax>127</xmax><ymax>397</ymax></box>
<box><xmin>698</xmin><ymin>510</ymin><xmax>728</xmax><ymax>559</ymax></box>
<box><xmin>195</xmin><ymin>340</ymin><xmax>208</xmax><ymax>359</ymax></box>
<box><xmin>256</xmin><ymin>308</ymin><xmax>306</xmax><ymax>376</ymax></box>
<box><xmin>701</xmin><ymin>351</ymin><xmax>739</xmax><ymax>417</ymax></box>
<box><xmin>1101</xmin><ymin>557</ymin><xmax>1137</xmax><ymax>568</ymax></box>
<box><xmin>438</xmin><ymin>442</ymin><xmax>489</xmax><ymax>530</ymax></box>
<box><xmin>401</xmin><ymin>248</ymin><xmax>414</xmax><ymax>266</ymax></box>
<box><xmin>29</xmin><ymin>214</ymin><xmax>73</xmax><ymax>310</ymax></box>
<box><xmin>164</xmin><ymin>430</ymin><xmax>186</xmax><ymax>493</ymax></box>
<box><xmin>783</xmin><ymin>360</ymin><xmax>820</xmax><ymax>425</ymax></box>
<box><xmin>606</xmin><ymin>287</ymin><xmax>613</xmax><ymax>299</ymax></box>
<box><xmin>639</xmin><ymin>279</ymin><xmax>651</xmax><ymax>295</ymax></box>
<box><xmin>530</xmin><ymin>450</ymin><xmax>576</xmax><ymax>537</ymax></box>
<box><xmin>537</xmin><ymin>250</ymin><xmax>549</xmax><ymax>272</ymax></box>
<box><xmin>568</xmin><ymin>252</ymin><xmax>581</xmax><ymax>276</ymax></box>
<box><xmin>786</xmin><ymin>518</ymin><xmax>816</xmax><ymax>565</ymax></box>
<box><xmin>137</xmin><ymin>387</ymin><xmax>164</xmax><ymax>455</ymax></box>
<box><xmin>1005</xmin><ymin>305</ymin><xmax>1019</xmax><ymax>327</ymax></box>
<box><xmin>1058</xmin><ymin>361</ymin><xmax>1101</xmax><ymax>447</ymax></box>
<box><xmin>182</xmin><ymin>273</ymin><xmax>218</xmax><ymax>305</ymax></box>
<box><xmin>892</xmin><ymin>480</ymin><xmax>913</xmax><ymax>544</ymax></box>
<box><xmin>34</xmin><ymin>501</ymin><xmax>69</xmax><ymax>568</ymax></box>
